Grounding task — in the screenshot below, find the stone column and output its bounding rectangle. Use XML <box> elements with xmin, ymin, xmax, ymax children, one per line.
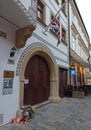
<box><xmin>48</xmin><ymin>80</ymin><xmax>61</xmax><ymax>103</ymax></box>
<box><xmin>19</xmin><ymin>79</ymin><xmax>24</xmax><ymax>107</ymax></box>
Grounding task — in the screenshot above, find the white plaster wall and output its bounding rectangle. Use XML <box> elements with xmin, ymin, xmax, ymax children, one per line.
<box><xmin>25</xmin><ymin>23</ymin><xmax>69</xmax><ymax>68</ymax></box>
<box><xmin>0</xmin><ymin>18</ymin><xmax>20</xmax><ymax>125</ymax></box>
<box><xmin>0</xmin><ymin>0</ymin><xmax>69</xmax><ymax>125</ymax></box>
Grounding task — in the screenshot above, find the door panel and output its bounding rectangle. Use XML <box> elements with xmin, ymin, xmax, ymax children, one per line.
<box><xmin>59</xmin><ymin>68</ymin><xmax>67</xmax><ymax>98</ymax></box>
<box><xmin>24</xmin><ymin>55</ymin><xmax>50</xmax><ymax>105</ymax></box>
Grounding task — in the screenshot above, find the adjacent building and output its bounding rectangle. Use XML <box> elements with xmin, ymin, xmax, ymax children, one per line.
<box><xmin>69</xmin><ymin>0</ymin><xmax>91</xmax><ymax>87</ymax></box>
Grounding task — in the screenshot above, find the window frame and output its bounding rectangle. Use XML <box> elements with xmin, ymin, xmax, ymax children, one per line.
<box><xmin>61</xmin><ymin>0</ymin><xmax>66</xmax><ymax>16</ymax></box>
<box><xmin>62</xmin><ymin>27</ymin><xmax>67</xmax><ymax>44</ymax></box>
<box><xmin>37</xmin><ymin>0</ymin><xmax>44</xmax><ymax>23</ymax></box>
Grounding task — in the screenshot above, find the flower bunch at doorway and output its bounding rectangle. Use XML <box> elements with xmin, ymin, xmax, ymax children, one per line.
<box><xmin>21</xmin><ymin>105</ymin><xmax>35</xmax><ymax>121</ymax></box>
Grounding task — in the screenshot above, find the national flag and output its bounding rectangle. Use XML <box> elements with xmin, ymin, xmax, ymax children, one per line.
<box><xmin>50</xmin><ymin>15</ymin><xmax>61</xmax><ymax>46</ymax></box>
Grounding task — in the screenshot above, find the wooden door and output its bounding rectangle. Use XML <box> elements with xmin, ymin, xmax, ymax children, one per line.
<box><xmin>24</xmin><ymin>55</ymin><xmax>50</xmax><ymax>105</ymax></box>
<box><xmin>59</xmin><ymin>68</ymin><xmax>67</xmax><ymax>98</ymax></box>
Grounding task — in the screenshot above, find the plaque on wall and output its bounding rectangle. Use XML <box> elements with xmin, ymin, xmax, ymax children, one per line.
<box><xmin>2</xmin><ymin>70</ymin><xmax>14</xmax><ymax>95</ymax></box>
<box><xmin>2</xmin><ymin>78</ymin><xmax>13</xmax><ymax>95</ymax></box>
<box><xmin>3</xmin><ymin>70</ymin><xmax>14</xmax><ymax>78</ymax></box>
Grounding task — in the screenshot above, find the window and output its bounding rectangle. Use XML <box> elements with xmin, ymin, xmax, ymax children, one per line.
<box><xmin>62</xmin><ymin>28</ymin><xmax>66</xmax><ymax>43</ymax></box>
<box><xmin>72</xmin><ymin>35</ymin><xmax>76</xmax><ymax>50</ymax></box>
<box><xmin>61</xmin><ymin>0</ymin><xmax>66</xmax><ymax>15</ymax></box>
<box><xmin>37</xmin><ymin>0</ymin><xmax>44</xmax><ymax>21</ymax></box>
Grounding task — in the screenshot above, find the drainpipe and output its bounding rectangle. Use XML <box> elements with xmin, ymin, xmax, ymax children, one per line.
<box><xmin>67</xmin><ymin>0</ymin><xmax>71</xmax><ymax>86</ymax></box>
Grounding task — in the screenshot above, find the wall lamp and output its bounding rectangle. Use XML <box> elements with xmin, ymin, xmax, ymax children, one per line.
<box><xmin>10</xmin><ymin>46</ymin><xmax>17</xmax><ymax>57</ymax></box>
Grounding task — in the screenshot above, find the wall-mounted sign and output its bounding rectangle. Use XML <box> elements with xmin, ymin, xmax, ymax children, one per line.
<box><xmin>3</xmin><ymin>70</ymin><xmax>14</xmax><ymax>95</ymax></box>
<box><xmin>3</xmin><ymin>70</ymin><xmax>14</xmax><ymax>78</ymax></box>
<box><xmin>2</xmin><ymin>78</ymin><xmax>13</xmax><ymax>95</ymax></box>
<box><xmin>70</xmin><ymin>70</ymin><xmax>76</xmax><ymax>75</ymax></box>
<box><xmin>24</xmin><ymin>79</ymin><xmax>29</xmax><ymax>84</ymax></box>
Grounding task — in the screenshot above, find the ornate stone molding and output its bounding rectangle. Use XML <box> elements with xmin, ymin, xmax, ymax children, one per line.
<box><xmin>16</xmin><ymin>25</ymin><xmax>35</xmax><ymax>48</ymax></box>
<box><xmin>12</xmin><ymin>0</ymin><xmax>37</xmax><ymax>27</ymax></box>
<box><xmin>16</xmin><ymin>42</ymin><xmax>57</xmax><ymax>76</ymax></box>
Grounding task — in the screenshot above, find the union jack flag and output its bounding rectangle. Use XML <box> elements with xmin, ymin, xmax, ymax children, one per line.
<box><xmin>50</xmin><ymin>15</ymin><xmax>60</xmax><ymax>46</ymax></box>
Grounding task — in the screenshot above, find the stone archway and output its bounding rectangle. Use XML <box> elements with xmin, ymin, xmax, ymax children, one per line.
<box><xmin>17</xmin><ymin>43</ymin><xmax>61</xmax><ymax>106</ymax></box>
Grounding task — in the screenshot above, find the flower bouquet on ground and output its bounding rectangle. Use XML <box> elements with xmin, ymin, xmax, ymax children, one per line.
<box><xmin>21</xmin><ymin>105</ymin><xmax>35</xmax><ymax>121</ymax></box>
<box><xmin>10</xmin><ymin>105</ymin><xmax>35</xmax><ymax>124</ymax></box>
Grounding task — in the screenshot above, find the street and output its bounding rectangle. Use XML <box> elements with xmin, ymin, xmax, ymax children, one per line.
<box><xmin>0</xmin><ymin>96</ymin><xmax>91</xmax><ymax>130</ymax></box>
<box><xmin>57</xmin><ymin>96</ymin><xmax>91</xmax><ymax>130</ymax></box>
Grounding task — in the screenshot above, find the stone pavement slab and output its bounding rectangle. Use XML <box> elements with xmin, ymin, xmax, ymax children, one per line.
<box><xmin>57</xmin><ymin>96</ymin><xmax>91</xmax><ymax>130</ymax></box>
<box><xmin>0</xmin><ymin>96</ymin><xmax>91</xmax><ymax>130</ymax></box>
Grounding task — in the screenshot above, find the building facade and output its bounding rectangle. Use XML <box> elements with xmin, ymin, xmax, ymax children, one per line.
<box><xmin>69</xmin><ymin>0</ymin><xmax>91</xmax><ymax>87</ymax></box>
<box><xmin>0</xmin><ymin>0</ymin><xmax>69</xmax><ymax>125</ymax></box>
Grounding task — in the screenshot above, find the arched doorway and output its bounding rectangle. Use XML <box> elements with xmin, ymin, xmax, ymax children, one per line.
<box><xmin>24</xmin><ymin>55</ymin><xmax>50</xmax><ymax>105</ymax></box>
<box><xmin>18</xmin><ymin>43</ymin><xmax>61</xmax><ymax>106</ymax></box>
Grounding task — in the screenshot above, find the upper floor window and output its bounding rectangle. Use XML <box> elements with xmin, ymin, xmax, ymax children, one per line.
<box><xmin>72</xmin><ymin>35</ymin><xmax>76</xmax><ymax>50</ymax></box>
<box><xmin>61</xmin><ymin>0</ymin><xmax>66</xmax><ymax>15</ymax></box>
<box><xmin>62</xmin><ymin>28</ymin><xmax>66</xmax><ymax>44</ymax></box>
<box><xmin>37</xmin><ymin>0</ymin><xmax>44</xmax><ymax>21</ymax></box>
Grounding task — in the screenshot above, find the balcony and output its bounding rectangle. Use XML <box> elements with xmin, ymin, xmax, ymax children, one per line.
<box><xmin>0</xmin><ymin>0</ymin><xmax>37</xmax><ymax>28</ymax></box>
<box><xmin>0</xmin><ymin>0</ymin><xmax>37</xmax><ymax>48</ymax></box>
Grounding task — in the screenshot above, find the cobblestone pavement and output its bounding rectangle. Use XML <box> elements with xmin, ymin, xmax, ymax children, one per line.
<box><xmin>0</xmin><ymin>96</ymin><xmax>91</xmax><ymax>130</ymax></box>
<box><xmin>57</xmin><ymin>96</ymin><xmax>91</xmax><ymax>130</ymax></box>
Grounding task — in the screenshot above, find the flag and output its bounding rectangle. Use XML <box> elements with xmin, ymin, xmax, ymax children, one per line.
<box><xmin>50</xmin><ymin>15</ymin><xmax>60</xmax><ymax>46</ymax></box>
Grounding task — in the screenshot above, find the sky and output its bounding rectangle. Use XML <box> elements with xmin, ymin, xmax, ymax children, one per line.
<box><xmin>75</xmin><ymin>0</ymin><xmax>91</xmax><ymax>40</ymax></box>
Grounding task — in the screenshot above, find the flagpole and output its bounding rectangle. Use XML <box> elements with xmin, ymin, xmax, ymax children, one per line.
<box><xmin>67</xmin><ymin>0</ymin><xmax>71</xmax><ymax>87</ymax></box>
<box><xmin>43</xmin><ymin>2</ymin><xmax>66</xmax><ymax>34</ymax></box>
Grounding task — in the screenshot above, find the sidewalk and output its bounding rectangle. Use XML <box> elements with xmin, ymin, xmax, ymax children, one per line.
<box><xmin>0</xmin><ymin>96</ymin><xmax>91</xmax><ymax>130</ymax></box>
